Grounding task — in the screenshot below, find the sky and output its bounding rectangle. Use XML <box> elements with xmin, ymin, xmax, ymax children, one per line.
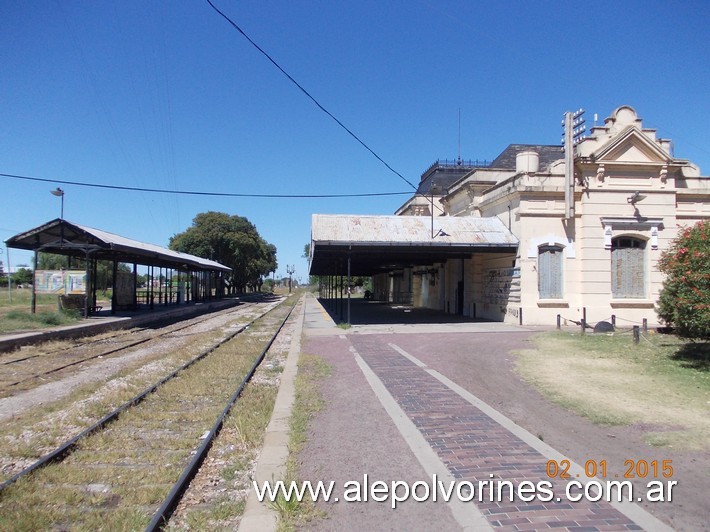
<box><xmin>1</xmin><ymin>0</ymin><xmax>709</xmax><ymax>281</ymax></box>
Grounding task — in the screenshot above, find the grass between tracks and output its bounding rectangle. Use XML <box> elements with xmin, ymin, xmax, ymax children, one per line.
<box><xmin>0</xmin><ymin>316</ymin><xmax>239</xmax><ymax>468</ymax></box>
<box><xmin>273</xmin><ymin>353</ymin><xmax>331</xmax><ymax>531</ymax></box>
<box><xmin>514</xmin><ymin>330</ymin><xmax>710</xmax><ymax>450</ymax></box>
<box><xmin>0</xmin><ymin>300</ymin><xmax>291</xmax><ymax>529</ymax></box>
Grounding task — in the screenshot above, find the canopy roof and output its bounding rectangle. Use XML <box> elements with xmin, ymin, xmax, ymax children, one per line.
<box><xmin>5</xmin><ymin>219</ymin><xmax>230</xmax><ymax>272</ymax></box>
<box><xmin>309</xmin><ymin>214</ymin><xmax>517</xmax><ymax>276</ymax></box>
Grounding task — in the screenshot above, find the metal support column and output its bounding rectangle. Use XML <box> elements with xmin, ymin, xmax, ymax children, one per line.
<box><xmin>31</xmin><ymin>249</ymin><xmax>38</xmax><ymax>314</ymax></box>
<box><xmin>133</xmin><ymin>263</ymin><xmax>138</xmax><ymax>309</ymax></box>
<box><xmin>111</xmin><ymin>260</ymin><xmax>118</xmax><ymax>314</ymax></box>
<box><xmin>347</xmin><ymin>248</ymin><xmax>351</xmax><ymax>325</ymax></box>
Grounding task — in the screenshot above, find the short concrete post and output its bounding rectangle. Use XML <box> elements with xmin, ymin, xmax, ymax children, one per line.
<box><xmin>556</xmin><ymin>314</ymin><xmax>561</xmax><ymax>330</ymax></box>
<box><xmin>581</xmin><ymin>307</ymin><xmax>587</xmax><ymax>335</ymax></box>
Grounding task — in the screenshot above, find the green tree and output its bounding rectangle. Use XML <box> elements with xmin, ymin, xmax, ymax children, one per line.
<box><xmin>169</xmin><ymin>212</ymin><xmax>277</xmax><ymax>293</ymax></box>
<box><xmin>13</xmin><ymin>267</ymin><xmax>33</xmax><ymax>285</ymax></box>
<box><xmin>657</xmin><ymin>221</ymin><xmax>710</xmax><ymax>340</ymax></box>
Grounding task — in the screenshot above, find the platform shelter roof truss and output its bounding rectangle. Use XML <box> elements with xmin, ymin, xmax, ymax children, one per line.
<box><xmin>309</xmin><ymin>214</ymin><xmax>518</xmax><ymax>276</ymax></box>
<box><xmin>5</xmin><ymin>219</ymin><xmax>230</xmax><ymax>272</ymax></box>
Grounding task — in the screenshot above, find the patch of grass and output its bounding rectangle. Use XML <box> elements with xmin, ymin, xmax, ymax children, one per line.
<box><xmin>336</xmin><ymin>322</ymin><xmax>351</xmax><ymax>329</ymax></box>
<box><xmin>514</xmin><ymin>331</ymin><xmax>710</xmax><ymax>449</ymax></box>
<box><xmin>0</xmin><ymin>309</ymin><xmax>81</xmax><ymax>332</ymax></box>
<box><xmin>228</xmin><ymin>383</ymin><xmax>278</xmax><ymax>449</ymax></box>
<box><xmin>276</xmin><ymin>353</ymin><xmax>330</xmax><ymax>531</ymax></box>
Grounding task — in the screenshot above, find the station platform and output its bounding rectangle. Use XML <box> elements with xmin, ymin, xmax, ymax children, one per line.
<box><xmin>0</xmin><ymin>295</ymin><xmax>271</xmax><ymax>353</ymax></box>
<box><xmin>288</xmin><ymin>294</ymin><xmax>675</xmax><ymax>531</ymax></box>
<box><xmin>307</xmin><ymin>296</ymin><xmax>528</xmax><ymax>335</ymax></box>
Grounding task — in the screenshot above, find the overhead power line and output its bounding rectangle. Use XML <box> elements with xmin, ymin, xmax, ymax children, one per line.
<box><xmin>204</xmin><ymin>0</ymin><xmax>417</xmax><ymax>191</ymax></box>
<box><xmin>0</xmin><ymin>173</ymin><xmax>411</xmax><ymax>198</ymax></box>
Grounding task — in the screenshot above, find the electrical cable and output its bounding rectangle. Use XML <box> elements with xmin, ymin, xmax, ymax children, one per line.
<box><xmin>0</xmin><ymin>173</ymin><xmax>410</xmax><ymax>198</ymax></box>
<box><xmin>204</xmin><ymin>0</ymin><xmax>417</xmax><ymax>191</ymax></box>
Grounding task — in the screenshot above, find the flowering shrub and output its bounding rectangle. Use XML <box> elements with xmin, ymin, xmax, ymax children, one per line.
<box><xmin>657</xmin><ymin>221</ymin><xmax>710</xmax><ymax>340</ymax></box>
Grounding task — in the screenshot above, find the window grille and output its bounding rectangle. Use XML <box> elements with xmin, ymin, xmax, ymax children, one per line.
<box><xmin>611</xmin><ymin>237</ymin><xmax>645</xmax><ymax>298</ymax></box>
<box><xmin>538</xmin><ymin>245</ymin><xmax>563</xmax><ymax>299</ymax></box>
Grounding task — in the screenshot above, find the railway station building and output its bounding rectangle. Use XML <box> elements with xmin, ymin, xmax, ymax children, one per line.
<box><xmin>310</xmin><ymin>105</ymin><xmax>710</xmax><ymax>326</ymax></box>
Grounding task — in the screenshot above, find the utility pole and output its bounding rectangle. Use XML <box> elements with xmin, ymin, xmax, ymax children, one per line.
<box><xmin>286</xmin><ymin>264</ymin><xmax>295</xmax><ymax>293</ymax></box>
<box><xmin>562</xmin><ymin>109</ymin><xmax>586</xmax><ymax>220</ymax></box>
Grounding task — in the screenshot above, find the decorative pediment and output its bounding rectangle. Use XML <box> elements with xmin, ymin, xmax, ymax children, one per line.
<box><xmin>593</xmin><ymin>126</ymin><xmax>671</xmax><ymax>165</ymax></box>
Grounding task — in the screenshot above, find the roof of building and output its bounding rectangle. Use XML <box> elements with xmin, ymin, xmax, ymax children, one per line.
<box><xmin>489</xmin><ymin>144</ymin><xmax>563</xmax><ymax>170</ymax></box>
<box><xmin>416</xmin><ymin>159</ymin><xmax>490</xmax><ymax>195</ymax></box>
<box><xmin>309</xmin><ymin>214</ymin><xmax>517</xmax><ymax>276</ymax></box>
<box><xmin>5</xmin><ymin>219</ymin><xmax>231</xmax><ymax>272</ymax></box>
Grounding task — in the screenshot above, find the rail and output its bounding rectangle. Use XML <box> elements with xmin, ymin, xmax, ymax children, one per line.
<box><xmin>146</xmin><ymin>298</ymin><xmax>298</xmax><ymax>530</ymax></box>
<box><xmin>0</xmin><ymin>300</ymin><xmax>282</xmax><ymax>493</ymax></box>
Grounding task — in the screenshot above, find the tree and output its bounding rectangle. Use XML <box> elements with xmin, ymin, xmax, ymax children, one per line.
<box><xmin>169</xmin><ymin>212</ymin><xmax>277</xmax><ymax>293</ymax></box>
<box><xmin>657</xmin><ymin>221</ymin><xmax>710</xmax><ymax>340</ymax></box>
<box><xmin>13</xmin><ymin>267</ymin><xmax>33</xmax><ymax>286</ymax></box>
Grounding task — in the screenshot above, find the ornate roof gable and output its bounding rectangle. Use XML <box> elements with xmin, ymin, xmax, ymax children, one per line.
<box><xmin>592</xmin><ymin>125</ymin><xmax>671</xmax><ymax>165</ymax></box>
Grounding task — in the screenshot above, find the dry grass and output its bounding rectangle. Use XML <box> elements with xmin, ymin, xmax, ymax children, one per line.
<box><xmin>0</xmin><ymin>301</ymin><xmax>294</xmax><ymax>529</ymax></box>
<box><xmin>274</xmin><ymin>353</ymin><xmax>331</xmax><ymax>531</ymax></box>
<box><xmin>514</xmin><ymin>331</ymin><xmax>710</xmax><ymax>450</ymax></box>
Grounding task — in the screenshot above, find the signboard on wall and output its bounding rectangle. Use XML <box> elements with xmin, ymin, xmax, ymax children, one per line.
<box><xmin>34</xmin><ymin>270</ymin><xmax>86</xmax><ymax>295</ymax></box>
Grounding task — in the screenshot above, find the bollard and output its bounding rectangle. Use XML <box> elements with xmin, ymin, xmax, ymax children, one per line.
<box><xmin>556</xmin><ymin>314</ymin><xmax>561</xmax><ymax>330</ymax></box>
<box><xmin>633</xmin><ymin>325</ymin><xmax>640</xmax><ymax>344</ymax></box>
<box><xmin>611</xmin><ymin>314</ymin><xmax>616</xmax><ymax>327</ymax></box>
<box><xmin>642</xmin><ymin>318</ymin><xmax>647</xmax><ymax>332</ymax></box>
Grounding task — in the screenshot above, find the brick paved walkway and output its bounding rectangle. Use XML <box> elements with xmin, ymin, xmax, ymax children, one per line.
<box><xmin>350</xmin><ymin>335</ymin><xmax>647</xmax><ymax>531</ymax></box>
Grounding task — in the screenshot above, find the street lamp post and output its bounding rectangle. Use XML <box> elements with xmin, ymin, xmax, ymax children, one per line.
<box><xmin>50</xmin><ymin>187</ymin><xmax>65</xmax><ymax>219</ymax></box>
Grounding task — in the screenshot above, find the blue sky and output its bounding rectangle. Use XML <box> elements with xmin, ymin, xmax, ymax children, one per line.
<box><xmin>2</xmin><ymin>0</ymin><xmax>708</xmax><ymax>280</ymax></box>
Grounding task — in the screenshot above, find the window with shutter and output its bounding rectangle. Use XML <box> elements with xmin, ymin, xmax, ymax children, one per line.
<box><xmin>538</xmin><ymin>245</ymin><xmax>563</xmax><ymax>299</ymax></box>
<box><xmin>611</xmin><ymin>237</ymin><xmax>645</xmax><ymax>298</ymax></box>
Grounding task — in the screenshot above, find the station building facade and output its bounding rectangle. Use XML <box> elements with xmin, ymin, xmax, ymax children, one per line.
<box><xmin>387</xmin><ymin>106</ymin><xmax>710</xmax><ymax>326</ymax></box>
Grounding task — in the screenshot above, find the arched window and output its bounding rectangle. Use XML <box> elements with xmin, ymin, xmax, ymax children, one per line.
<box><xmin>538</xmin><ymin>245</ymin><xmax>563</xmax><ymax>299</ymax></box>
<box><xmin>611</xmin><ymin>237</ymin><xmax>645</xmax><ymax>298</ymax></box>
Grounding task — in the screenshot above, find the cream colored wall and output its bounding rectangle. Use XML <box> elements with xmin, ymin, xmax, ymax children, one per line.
<box><xmin>400</xmin><ymin>107</ymin><xmax>709</xmax><ymax>326</ymax></box>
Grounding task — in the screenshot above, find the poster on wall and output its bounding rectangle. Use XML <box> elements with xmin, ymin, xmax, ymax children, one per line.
<box><xmin>34</xmin><ymin>270</ymin><xmax>65</xmax><ymax>294</ymax></box>
<box><xmin>34</xmin><ymin>270</ymin><xmax>86</xmax><ymax>295</ymax></box>
<box><xmin>64</xmin><ymin>271</ymin><xmax>87</xmax><ymax>294</ymax></box>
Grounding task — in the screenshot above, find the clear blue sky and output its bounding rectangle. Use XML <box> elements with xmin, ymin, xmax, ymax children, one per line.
<box><xmin>2</xmin><ymin>0</ymin><xmax>708</xmax><ymax>281</ymax></box>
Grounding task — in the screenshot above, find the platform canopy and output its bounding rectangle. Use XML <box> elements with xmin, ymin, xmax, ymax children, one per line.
<box><xmin>5</xmin><ymin>218</ymin><xmax>230</xmax><ymax>272</ymax></box>
<box><xmin>309</xmin><ymin>214</ymin><xmax>518</xmax><ymax>276</ymax></box>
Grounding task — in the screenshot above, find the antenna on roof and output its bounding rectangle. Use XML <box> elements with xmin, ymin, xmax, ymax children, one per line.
<box><xmin>457</xmin><ymin>108</ymin><xmax>462</xmax><ymax>165</ymax></box>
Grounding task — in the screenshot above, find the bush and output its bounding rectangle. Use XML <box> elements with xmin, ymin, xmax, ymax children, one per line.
<box><xmin>657</xmin><ymin>221</ymin><xmax>710</xmax><ymax>340</ymax></box>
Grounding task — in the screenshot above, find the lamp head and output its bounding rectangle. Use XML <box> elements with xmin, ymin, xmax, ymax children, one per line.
<box><xmin>627</xmin><ymin>191</ymin><xmax>646</xmax><ymax>204</ymax></box>
<box><xmin>50</xmin><ymin>187</ymin><xmax>64</xmax><ymax>197</ymax></box>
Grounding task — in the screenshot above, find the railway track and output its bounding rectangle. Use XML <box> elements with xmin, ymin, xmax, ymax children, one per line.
<box><xmin>0</xmin><ymin>300</ymin><xmax>261</xmax><ymax>395</ymax></box>
<box><xmin>0</xmin><ymin>295</ymin><xmax>299</xmax><ymax>530</ymax></box>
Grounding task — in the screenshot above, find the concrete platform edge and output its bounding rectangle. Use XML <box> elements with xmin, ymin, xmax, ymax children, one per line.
<box><xmin>0</xmin><ymin>298</ymin><xmax>242</xmax><ymax>353</ymax></box>
<box><xmin>239</xmin><ymin>295</ymin><xmax>304</xmax><ymax>531</ymax></box>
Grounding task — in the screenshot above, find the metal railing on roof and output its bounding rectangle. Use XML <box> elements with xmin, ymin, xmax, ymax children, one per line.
<box><xmin>421</xmin><ymin>158</ymin><xmax>491</xmax><ymax>178</ymax></box>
